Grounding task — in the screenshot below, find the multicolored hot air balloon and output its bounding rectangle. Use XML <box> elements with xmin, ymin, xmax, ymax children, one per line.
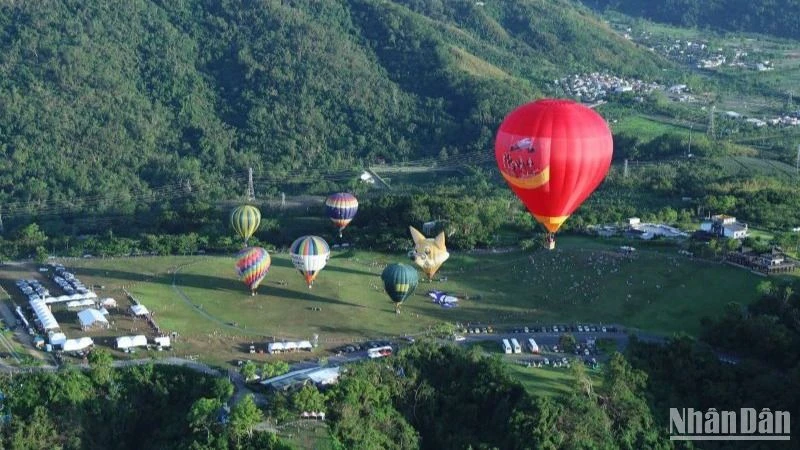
<box><xmin>495</xmin><ymin>99</ymin><xmax>613</xmax><ymax>249</ymax></box>
<box><xmin>325</xmin><ymin>193</ymin><xmax>359</xmax><ymax>238</ymax></box>
<box><xmin>235</xmin><ymin>246</ymin><xmax>271</xmax><ymax>296</ymax></box>
<box><xmin>289</xmin><ymin>235</ymin><xmax>330</xmax><ymax>288</ymax></box>
<box><xmin>230</xmin><ymin>205</ymin><xmax>262</xmax><ymax>246</ymax></box>
<box><xmin>381</xmin><ymin>263</ymin><xmax>419</xmax><ymax>314</ymax></box>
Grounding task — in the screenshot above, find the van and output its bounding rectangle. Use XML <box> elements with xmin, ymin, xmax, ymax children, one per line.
<box><xmin>501</xmin><ymin>339</ymin><xmax>512</xmax><ymax>354</ymax></box>
<box><xmin>510</xmin><ymin>338</ymin><xmax>522</xmax><ymax>354</ymax></box>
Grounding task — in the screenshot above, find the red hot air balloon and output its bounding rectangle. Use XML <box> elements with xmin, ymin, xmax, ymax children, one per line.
<box><xmin>495</xmin><ymin>99</ymin><xmax>613</xmax><ymax>249</ymax></box>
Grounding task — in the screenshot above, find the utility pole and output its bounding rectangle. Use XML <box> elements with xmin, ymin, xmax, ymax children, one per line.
<box><xmin>687</xmin><ymin>124</ymin><xmax>693</xmax><ymax>157</ymax></box>
<box><xmin>245</xmin><ymin>167</ymin><xmax>255</xmax><ymax>202</ymax></box>
<box><xmin>796</xmin><ymin>144</ymin><xmax>800</xmax><ymax>176</ymax></box>
<box><xmin>789</xmin><ymin>90</ymin><xmax>794</xmax><ymax>110</ymax></box>
<box><xmin>623</xmin><ymin>159</ymin><xmax>629</xmax><ymax>178</ymax></box>
<box><xmin>0</xmin><ymin>208</ymin><xmax>3</xmax><ymax>234</ymax></box>
<box><xmin>280</xmin><ymin>192</ymin><xmax>286</xmax><ymax>208</ymax></box>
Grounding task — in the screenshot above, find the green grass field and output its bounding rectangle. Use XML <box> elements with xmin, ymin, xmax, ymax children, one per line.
<box><xmin>51</xmin><ymin>236</ymin><xmax>763</xmax><ymax>364</ymax></box>
<box><xmin>505</xmin><ymin>362</ymin><xmax>602</xmax><ymax>397</ymax></box>
<box><xmin>610</xmin><ymin>115</ymin><xmax>686</xmax><ymax>141</ymax></box>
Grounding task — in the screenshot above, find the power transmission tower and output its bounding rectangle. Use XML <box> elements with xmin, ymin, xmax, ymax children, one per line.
<box><xmin>623</xmin><ymin>159</ymin><xmax>629</xmax><ymax>178</ymax></box>
<box><xmin>245</xmin><ymin>167</ymin><xmax>255</xmax><ymax>202</ymax></box>
<box><xmin>707</xmin><ymin>105</ymin><xmax>716</xmax><ymax>139</ymax></box>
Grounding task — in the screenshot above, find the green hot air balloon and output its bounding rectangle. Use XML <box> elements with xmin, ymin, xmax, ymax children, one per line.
<box><xmin>381</xmin><ymin>263</ymin><xmax>419</xmax><ymax>315</ymax></box>
<box><xmin>230</xmin><ymin>205</ymin><xmax>261</xmax><ymax>246</ymax></box>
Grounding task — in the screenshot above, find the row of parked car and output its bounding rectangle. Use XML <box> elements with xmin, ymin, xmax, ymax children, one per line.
<box><xmin>51</xmin><ymin>266</ymin><xmax>89</xmax><ymax>295</ymax></box>
<box><xmin>334</xmin><ymin>340</ymin><xmax>393</xmax><ymax>354</ymax></box>
<box><xmin>15</xmin><ymin>279</ymin><xmax>49</xmax><ymax>302</ymax></box>
<box><xmin>510</xmin><ymin>324</ymin><xmax>619</xmax><ymax>334</ymax></box>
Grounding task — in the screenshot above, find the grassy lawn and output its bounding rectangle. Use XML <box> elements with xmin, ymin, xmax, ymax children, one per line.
<box><xmin>610</xmin><ymin>115</ymin><xmax>686</xmax><ymax>141</ymax></box>
<box><xmin>13</xmin><ymin>236</ymin><xmax>760</xmax><ymax>365</ymax></box>
<box><xmin>505</xmin><ymin>362</ymin><xmax>602</xmax><ymax>397</ymax></box>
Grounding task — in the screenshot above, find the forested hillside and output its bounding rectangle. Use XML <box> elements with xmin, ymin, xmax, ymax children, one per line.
<box><xmin>0</xmin><ymin>0</ymin><xmax>669</xmax><ymax>228</ymax></box>
<box><xmin>582</xmin><ymin>0</ymin><xmax>800</xmax><ymax>40</ymax></box>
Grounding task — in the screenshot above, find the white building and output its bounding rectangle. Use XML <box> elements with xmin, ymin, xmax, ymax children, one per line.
<box><xmin>700</xmin><ymin>214</ymin><xmax>749</xmax><ymax>239</ymax></box>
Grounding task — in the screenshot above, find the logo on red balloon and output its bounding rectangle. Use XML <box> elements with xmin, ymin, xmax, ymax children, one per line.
<box><xmin>499</xmin><ymin>137</ymin><xmax>550</xmax><ymax>190</ymax></box>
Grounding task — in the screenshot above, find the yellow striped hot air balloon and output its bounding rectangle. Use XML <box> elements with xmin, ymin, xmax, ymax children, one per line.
<box><xmin>230</xmin><ymin>205</ymin><xmax>261</xmax><ymax>246</ymax></box>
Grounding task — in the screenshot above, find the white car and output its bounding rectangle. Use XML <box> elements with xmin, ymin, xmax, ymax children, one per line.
<box><xmin>453</xmin><ymin>335</ymin><xmax>466</xmax><ymax>342</ymax></box>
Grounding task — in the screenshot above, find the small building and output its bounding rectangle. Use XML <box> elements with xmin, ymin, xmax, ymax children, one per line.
<box><xmin>48</xmin><ymin>332</ymin><xmax>67</xmax><ymax>347</ymax></box>
<box><xmin>78</xmin><ymin>309</ymin><xmax>110</xmax><ymax>330</ymax></box>
<box><xmin>700</xmin><ymin>215</ymin><xmax>749</xmax><ymax>239</ymax></box>
<box><xmin>627</xmin><ymin>217</ymin><xmax>641</xmax><ymax>226</ymax></box>
<box><xmin>727</xmin><ymin>248</ymin><xmax>798</xmax><ymax>274</ymax></box>
<box><xmin>154</xmin><ymin>336</ymin><xmax>171</xmax><ymax>348</ymax></box>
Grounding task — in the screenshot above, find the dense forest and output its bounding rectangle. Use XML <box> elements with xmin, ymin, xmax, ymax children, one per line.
<box><xmin>0</xmin><ymin>356</ymin><xmax>292</xmax><ymax>449</ymax></box>
<box><xmin>582</xmin><ymin>0</ymin><xmax>800</xmax><ymax>40</ymax></box>
<box><xmin>0</xmin><ymin>0</ymin><xmax>669</xmax><ymax>231</ymax></box>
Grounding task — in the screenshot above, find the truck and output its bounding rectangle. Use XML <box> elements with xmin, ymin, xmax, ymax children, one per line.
<box><xmin>501</xmin><ymin>339</ymin><xmax>512</xmax><ymax>354</ymax></box>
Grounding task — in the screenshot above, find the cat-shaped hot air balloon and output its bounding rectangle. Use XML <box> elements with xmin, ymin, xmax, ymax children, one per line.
<box><xmin>408</xmin><ymin>226</ymin><xmax>450</xmax><ymax>280</ymax></box>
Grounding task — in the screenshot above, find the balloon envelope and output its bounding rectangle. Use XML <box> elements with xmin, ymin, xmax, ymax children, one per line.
<box><xmin>325</xmin><ymin>193</ymin><xmax>358</xmax><ymax>236</ymax></box>
<box><xmin>290</xmin><ymin>235</ymin><xmax>331</xmax><ymax>287</ymax></box>
<box><xmin>381</xmin><ymin>263</ymin><xmax>419</xmax><ymax>311</ymax></box>
<box><xmin>230</xmin><ymin>205</ymin><xmax>262</xmax><ymax>245</ymax></box>
<box><xmin>494</xmin><ymin>99</ymin><xmax>613</xmax><ymax>233</ymax></box>
<box><xmin>235</xmin><ymin>247</ymin><xmax>271</xmax><ymax>293</ymax></box>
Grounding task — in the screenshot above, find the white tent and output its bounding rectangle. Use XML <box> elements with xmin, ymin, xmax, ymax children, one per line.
<box><xmin>284</xmin><ymin>342</ymin><xmax>298</xmax><ymax>352</ymax></box>
<box><xmin>100</xmin><ymin>298</ymin><xmax>117</xmax><ymax>308</ymax></box>
<box><xmin>30</xmin><ymin>299</ymin><xmax>59</xmax><ymax>331</ymax></box>
<box><xmin>154</xmin><ymin>336</ymin><xmax>171</xmax><ymax>348</ymax></box>
<box><xmin>268</xmin><ymin>342</ymin><xmax>285</xmax><ymax>354</ymax></box>
<box><xmin>78</xmin><ymin>309</ymin><xmax>109</xmax><ymax>329</ymax></box>
<box><xmin>62</xmin><ymin>337</ymin><xmax>94</xmax><ymax>352</ymax></box>
<box><xmin>98</xmin><ymin>307</ymin><xmax>110</xmax><ymax>316</ymax></box>
<box><xmin>48</xmin><ymin>332</ymin><xmax>67</xmax><ymax>346</ymax></box>
<box><xmin>130</xmin><ymin>304</ymin><xmax>150</xmax><ymax>316</ymax></box>
<box><xmin>45</xmin><ymin>291</ymin><xmax>97</xmax><ymax>304</ymax></box>
<box><xmin>297</xmin><ymin>340</ymin><xmax>313</xmax><ymax>351</ymax></box>
<box><xmin>67</xmin><ymin>299</ymin><xmax>96</xmax><ymax>309</ymax></box>
<box><xmin>116</xmin><ymin>335</ymin><xmax>148</xmax><ymax>349</ymax></box>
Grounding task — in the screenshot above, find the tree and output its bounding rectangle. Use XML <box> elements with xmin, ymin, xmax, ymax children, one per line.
<box><xmin>291</xmin><ymin>385</ymin><xmax>326</xmax><ymax>413</ymax></box>
<box><xmin>9</xmin><ymin>406</ymin><xmax>63</xmax><ymax>450</ymax></box>
<box><xmin>559</xmin><ymin>333</ymin><xmax>577</xmax><ymax>353</ymax></box>
<box><xmin>261</xmin><ymin>361</ymin><xmax>289</xmax><ymax>379</ymax></box>
<box><xmin>87</xmin><ymin>348</ymin><xmax>114</xmax><ymax>385</ymax></box>
<box><xmin>229</xmin><ymin>395</ymin><xmax>263</xmax><ymax>445</ymax></box>
<box><xmin>240</xmin><ymin>361</ymin><xmax>257</xmax><ymax>382</ymax></box>
<box><xmin>188</xmin><ymin>397</ymin><xmax>222</xmax><ymax>442</ymax></box>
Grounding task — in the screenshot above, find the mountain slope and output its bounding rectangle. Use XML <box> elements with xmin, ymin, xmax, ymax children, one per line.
<box><xmin>0</xmin><ymin>0</ymin><xmax>669</xmax><ymax>226</ymax></box>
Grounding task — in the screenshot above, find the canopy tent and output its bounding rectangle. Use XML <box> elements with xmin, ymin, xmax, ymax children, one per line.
<box><xmin>267</xmin><ymin>342</ymin><xmax>285</xmax><ymax>354</ymax></box>
<box><xmin>116</xmin><ymin>335</ymin><xmax>148</xmax><ymax>349</ymax></box>
<box><xmin>130</xmin><ymin>304</ymin><xmax>150</xmax><ymax>316</ymax></box>
<box><xmin>297</xmin><ymin>340</ymin><xmax>313</xmax><ymax>351</ymax></box>
<box><xmin>283</xmin><ymin>342</ymin><xmax>298</xmax><ymax>352</ymax></box>
<box><xmin>45</xmin><ymin>291</ymin><xmax>97</xmax><ymax>304</ymax></box>
<box><xmin>62</xmin><ymin>337</ymin><xmax>94</xmax><ymax>352</ymax></box>
<box><xmin>100</xmin><ymin>298</ymin><xmax>117</xmax><ymax>308</ymax></box>
<box><xmin>78</xmin><ymin>309</ymin><xmax>109</xmax><ymax>330</ymax></box>
<box><xmin>154</xmin><ymin>336</ymin><xmax>171</xmax><ymax>348</ymax></box>
<box><xmin>30</xmin><ymin>299</ymin><xmax>59</xmax><ymax>331</ymax></box>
